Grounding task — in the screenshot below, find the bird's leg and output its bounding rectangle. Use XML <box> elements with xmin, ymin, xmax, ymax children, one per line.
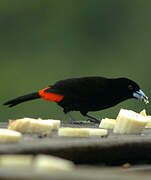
<box><xmin>66</xmin><ymin>112</ymin><xmax>92</xmax><ymax>124</ymax></box>
<box><xmin>80</xmin><ymin>111</ymin><xmax>101</xmax><ymax>123</ymax></box>
<box><xmin>84</xmin><ymin>114</ymin><xmax>101</xmax><ymax>123</ymax></box>
<box><xmin>66</xmin><ymin>112</ymin><xmax>76</xmax><ymax>123</ymax></box>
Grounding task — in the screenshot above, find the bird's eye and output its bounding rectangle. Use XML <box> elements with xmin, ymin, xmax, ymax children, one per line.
<box><xmin>128</xmin><ymin>84</ymin><xmax>133</xmax><ymax>90</ymax></box>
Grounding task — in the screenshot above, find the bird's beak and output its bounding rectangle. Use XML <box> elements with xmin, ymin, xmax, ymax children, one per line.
<box><xmin>133</xmin><ymin>89</ymin><xmax>149</xmax><ymax>104</ymax></box>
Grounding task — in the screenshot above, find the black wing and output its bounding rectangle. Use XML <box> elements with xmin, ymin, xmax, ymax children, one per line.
<box><xmin>45</xmin><ymin>77</ymin><xmax>110</xmax><ymax>98</ymax></box>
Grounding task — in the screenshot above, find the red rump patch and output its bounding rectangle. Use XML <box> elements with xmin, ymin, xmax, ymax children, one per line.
<box><xmin>38</xmin><ymin>87</ymin><xmax>64</xmax><ymax>102</ymax></box>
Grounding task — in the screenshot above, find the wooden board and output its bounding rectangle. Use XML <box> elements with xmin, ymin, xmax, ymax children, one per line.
<box><xmin>0</xmin><ymin>122</ymin><xmax>151</xmax><ymax>164</ymax></box>
<box><xmin>0</xmin><ymin>122</ymin><xmax>151</xmax><ymax>179</ymax></box>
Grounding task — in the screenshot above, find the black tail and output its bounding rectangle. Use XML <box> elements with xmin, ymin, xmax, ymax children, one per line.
<box><xmin>3</xmin><ymin>92</ymin><xmax>40</xmax><ymax>107</ymax></box>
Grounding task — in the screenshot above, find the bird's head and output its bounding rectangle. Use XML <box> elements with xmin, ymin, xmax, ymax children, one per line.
<box><xmin>114</xmin><ymin>78</ymin><xmax>149</xmax><ymax>104</ymax></box>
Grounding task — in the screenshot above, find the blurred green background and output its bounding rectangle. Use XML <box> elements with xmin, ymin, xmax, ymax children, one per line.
<box><xmin>1</xmin><ymin>0</ymin><xmax>151</xmax><ymax>122</ymax></box>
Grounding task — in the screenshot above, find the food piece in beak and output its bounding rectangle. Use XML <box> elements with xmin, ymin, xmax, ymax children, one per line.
<box><xmin>133</xmin><ymin>89</ymin><xmax>149</xmax><ymax>104</ymax></box>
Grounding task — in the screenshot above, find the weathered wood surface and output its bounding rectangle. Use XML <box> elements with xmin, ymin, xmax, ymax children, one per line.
<box><xmin>0</xmin><ymin>122</ymin><xmax>151</xmax><ymax>164</ymax></box>
<box><xmin>0</xmin><ymin>122</ymin><xmax>151</xmax><ymax>179</ymax></box>
<box><xmin>0</xmin><ymin>165</ymin><xmax>151</xmax><ymax>180</ymax></box>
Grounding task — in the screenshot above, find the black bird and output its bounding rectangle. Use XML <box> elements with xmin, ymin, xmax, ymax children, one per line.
<box><xmin>3</xmin><ymin>77</ymin><xmax>149</xmax><ymax>123</ymax></box>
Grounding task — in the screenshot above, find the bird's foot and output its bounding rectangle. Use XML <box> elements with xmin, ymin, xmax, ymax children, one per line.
<box><xmin>85</xmin><ymin>114</ymin><xmax>101</xmax><ymax>124</ymax></box>
<box><xmin>66</xmin><ymin>112</ymin><xmax>93</xmax><ymax>124</ymax></box>
<box><xmin>66</xmin><ymin>112</ymin><xmax>78</xmax><ymax>124</ymax></box>
<box><xmin>70</xmin><ymin>120</ymin><xmax>92</xmax><ymax>124</ymax></box>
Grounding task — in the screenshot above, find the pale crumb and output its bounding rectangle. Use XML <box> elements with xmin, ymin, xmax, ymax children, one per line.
<box><xmin>122</xmin><ymin>163</ymin><xmax>131</xmax><ymax>168</ymax></box>
<box><xmin>140</xmin><ymin>109</ymin><xmax>147</xmax><ymax>117</ymax></box>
